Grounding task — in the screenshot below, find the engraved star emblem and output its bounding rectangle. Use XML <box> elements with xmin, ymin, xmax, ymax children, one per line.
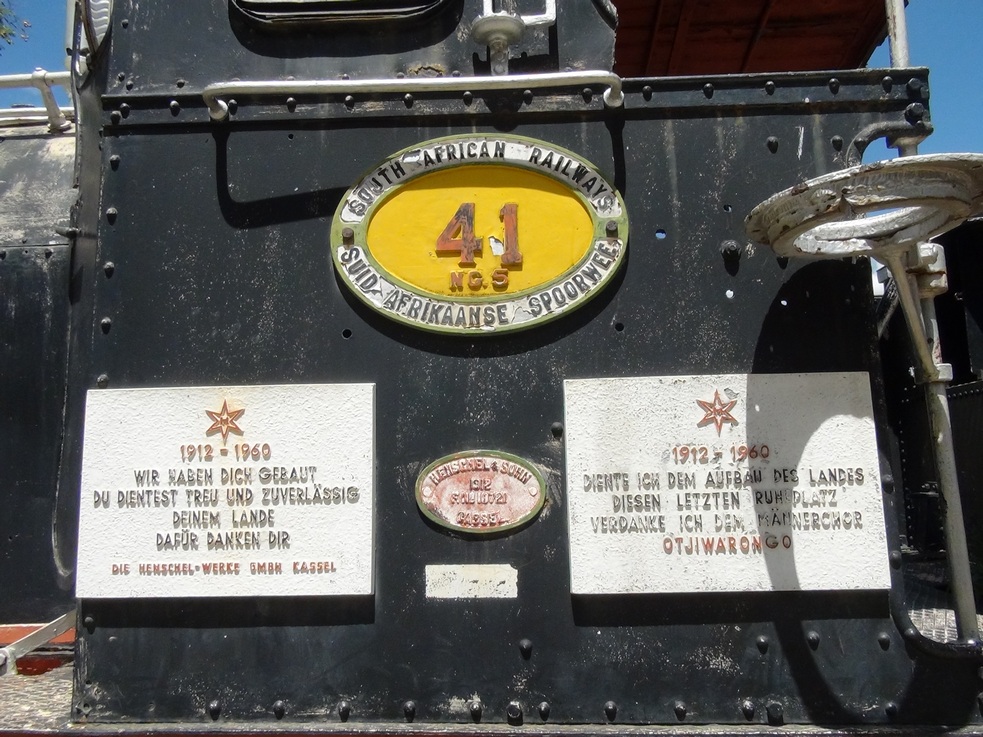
<box><xmin>205</xmin><ymin>400</ymin><xmax>245</xmax><ymax>443</ymax></box>
<box><xmin>696</xmin><ymin>390</ymin><xmax>738</xmax><ymax>436</ymax></box>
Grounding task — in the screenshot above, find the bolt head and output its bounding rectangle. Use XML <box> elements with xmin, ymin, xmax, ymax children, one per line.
<box><xmin>519</xmin><ymin>638</ymin><xmax>533</xmax><ymax>658</ymax></box>
<box><xmin>506</xmin><ymin>701</ymin><xmax>522</xmax><ymax>722</ymax></box>
<box><xmin>766</xmin><ymin>701</ymin><xmax>783</xmax><ymax>726</ymax></box>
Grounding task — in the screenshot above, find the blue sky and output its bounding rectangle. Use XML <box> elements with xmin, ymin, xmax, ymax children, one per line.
<box><xmin>0</xmin><ymin>0</ymin><xmax>979</xmax><ymax>154</ymax></box>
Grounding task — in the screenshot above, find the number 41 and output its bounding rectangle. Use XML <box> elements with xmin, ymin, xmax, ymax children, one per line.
<box><xmin>436</xmin><ymin>202</ymin><xmax>522</xmax><ymax>267</ymax></box>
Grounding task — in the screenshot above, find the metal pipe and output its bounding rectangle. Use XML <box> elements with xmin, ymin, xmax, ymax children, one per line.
<box><xmin>203</xmin><ymin>70</ymin><xmax>625</xmax><ymax>122</ymax></box>
<box><xmin>920</xmin><ymin>297</ymin><xmax>980</xmax><ymax>640</ymax></box>
<box><xmin>0</xmin><ymin>70</ymin><xmax>72</xmax><ymax>131</ymax></box>
<box><xmin>885</xmin><ymin>0</ymin><xmax>910</xmax><ymax>68</ymax></box>
<box><xmin>883</xmin><ymin>0</ymin><xmax>977</xmax><ymax>640</ymax></box>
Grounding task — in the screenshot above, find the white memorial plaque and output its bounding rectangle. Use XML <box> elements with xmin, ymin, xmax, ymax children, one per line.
<box><xmin>76</xmin><ymin>384</ymin><xmax>374</xmax><ymax>598</ymax></box>
<box><xmin>564</xmin><ymin>373</ymin><xmax>890</xmax><ymax>594</ymax></box>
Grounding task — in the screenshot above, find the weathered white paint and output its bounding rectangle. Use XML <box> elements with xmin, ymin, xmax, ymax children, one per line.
<box><xmin>76</xmin><ymin>384</ymin><xmax>375</xmax><ymax>598</ymax></box>
<box><xmin>425</xmin><ymin>564</ymin><xmax>518</xmax><ymax>599</ymax></box>
<box><xmin>564</xmin><ymin>373</ymin><xmax>890</xmax><ymax>594</ymax></box>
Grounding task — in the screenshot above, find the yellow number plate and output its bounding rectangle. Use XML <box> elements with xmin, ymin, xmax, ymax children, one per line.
<box><xmin>331</xmin><ymin>135</ymin><xmax>628</xmax><ymax>335</ymax></box>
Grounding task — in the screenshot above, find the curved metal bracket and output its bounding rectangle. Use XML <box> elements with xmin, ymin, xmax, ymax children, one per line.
<box><xmin>202</xmin><ymin>70</ymin><xmax>625</xmax><ymax>122</ymax></box>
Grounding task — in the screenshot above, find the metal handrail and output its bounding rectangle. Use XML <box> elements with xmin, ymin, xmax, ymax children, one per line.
<box><xmin>0</xmin><ymin>69</ymin><xmax>73</xmax><ymax>131</ymax></box>
<box><xmin>203</xmin><ymin>70</ymin><xmax>625</xmax><ymax>121</ymax></box>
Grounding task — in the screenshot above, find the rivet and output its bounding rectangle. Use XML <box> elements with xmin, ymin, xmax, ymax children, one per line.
<box><xmin>721</xmin><ymin>240</ymin><xmax>741</xmax><ymax>258</ymax></box>
<box><xmin>766</xmin><ymin>701</ymin><xmax>783</xmax><ymax>726</ymax></box>
<box><xmin>882</xmin><ymin>75</ymin><xmax>893</xmax><ymax>92</ymax></box>
<box><xmin>741</xmin><ymin>700</ymin><xmax>755</xmax><ymax>720</ymax></box>
<box><xmin>286</xmin><ymin>97</ymin><xmax>297</xmax><ymax>112</ymax></box>
<box><xmin>97</xmin><ymin>374</ymin><xmax>109</xmax><ymax>389</ymax></box>
<box><xmin>338</xmin><ymin>700</ymin><xmax>351</xmax><ymax>722</ymax></box>
<box><xmin>117</xmin><ymin>73</ymin><xmax>125</xmax><ymax>82</ymax></box>
<box><xmin>103</xmin><ymin>262</ymin><xmax>115</xmax><ymax>278</ymax></box>
<box><xmin>603</xmin><ymin>701</ymin><xmax>617</xmax><ymax>721</ymax></box>
<box><xmin>169</xmin><ymin>100</ymin><xmax>180</xmax><ymax>115</ymax></box>
<box><xmin>208</xmin><ymin>700</ymin><xmax>221</xmax><ymax>720</ymax></box>
<box><xmin>905</xmin><ymin>102</ymin><xmax>926</xmax><ymax>124</ymax></box>
<box><xmin>342</xmin><ymin>227</ymin><xmax>355</xmax><ymax>245</ymax></box>
<box><xmin>519</xmin><ymin>638</ymin><xmax>533</xmax><ymax>659</ymax></box>
<box><xmin>125</xmin><ymin>80</ymin><xmax>133</xmax><ymax>90</ymax></box>
<box><xmin>890</xmin><ymin>550</ymin><xmax>902</xmax><ymax>568</ymax></box>
<box><xmin>906</xmin><ymin>77</ymin><xmax>924</xmax><ymax>97</ymax></box>
<box><xmin>582</xmin><ymin>87</ymin><xmax>593</xmax><ymax>103</ymax></box>
<box><xmin>702</xmin><ymin>83</ymin><xmax>714</xmax><ymax>98</ymax></box>
<box><xmin>538</xmin><ymin>702</ymin><xmax>550</xmax><ymax>721</ymax></box>
<box><xmin>120</xmin><ymin>18</ymin><xmax>129</xmax><ymax>28</ymax></box>
<box><xmin>462</xmin><ymin>91</ymin><xmax>473</xmax><ymax>105</ymax></box>
<box><xmin>885</xmin><ymin>701</ymin><xmax>898</xmax><ymax>717</ymax></box>
<box><xmin>506</xmin><ymin>701</ymin><xmax>523</xmax><ymax>724</ymax></box>
<box><xmin>451</xmin><ymin>70</ymin><xmax>461</xmax><ymax>77</ymax></box>
<box><xmin>82</xmin><ymin>615</ymin><xmax>95</xmax><ymax>632</ymax></box>
<box><xmin>878</xmin><ymin>632</ymin><xmax>891</xmax><ymax>650</ymax></box>
<box><xmin>396</xmin><ymin>72</ymin><xmax>405</xmax><ymax>79</ymax></box>
<box><xmin>605</xmin><ymin>220</ymin><xmax>619</xmax><ymax>236</ymax></box>
<box><xmin>766</xmin><ymin>136</ymin><xmax>779</xmax><ymax>153</ymax></box>
<box><xmin>403</xmin><ymin>93</ymin><xmax>414</xmax><ymax>107</ymax></box>
<box><xmin>341</xmin><ymin>74</ymin><xmax>350</xmax><ymax>80</ymax></box>
<box><xmin>882</xmin><ymin>474</ymin><xmax>894</xmax><ymax>494</ymax></box>
<box><xmin>469</xmin><ymin>700</ymin><xmax>482</xmax><ymax>722</ymax></box>
<box><xmin>403</xmin><ymin>700</ymin><xmax>416</xmax><ymax>722</ymax></box>
<box><xmin>977</xmin><ymin>666</ymin><xmax>983</xmax><ymax>681</ymax></box>
<box><xmin>344</xmin><ymin>95</ymin><xmax>355</xmax><ymax>109</ymax></box>
<box><xmin>272</xmin><ymin>700</ymin><xmax>286</xmax><ymax>719</ymax></box>
<box><xmin>523</xmin><ymin>89</ymin><xmax>533</xmax><ymax>104</ymax></box>
<box><xmin>806</xmin><ymin>631</ymin><xmax>820</xmax><ymax>650</ymax></box>
<box><xmin>110</xmin><ymin>110</ymin><xmax>122</xmax><ymax>125</ymax></box>
<box><xmin>674</xmin><ymin>701</ymin><xmax>687</xmax><ymax>721</ymax></box>
<box><xmin>176</xmin><ymin>79</ymin><xmax>186</xmax><ymax>88</ymax></box>
<box><xmin>828</xmin><ymin>77</ymin><xmax>840</xmax><ymax>94</ymax></box>
<box><xmin>777</xmin><ymin>256</ymin><xmax>789</xmax><ymax>269</ymax></box>
<box><xmin>110</xmin><ymin>154</ymin><xmax>121</xmax><ymax>170</ymax></box>
<box><xmin>100</xmin><ymin>317</ymin><xmax>112</xmax><ymax>334</ymax></box>
<box><xmin>642</xmin><ymin>85</ymin><xmax>653</xmax><ymax>100</ymax></box>
<box><xmin>756</xmin><ymin>635</ymin><xmax>769</xmax><ymax>653</ymax></box>
<box><xmin>978</xmin><ymin>692</ymin><xmax>983</xmax><ymax>714</ymax></box>
<box><xmin>551</xmin><ymin>422</ymin><xmax>563</xmax><ymax>440</ymax></box>
<box><xmin>106</xmin><ymin>208</ymin><xmax>118</xmax><ymax>224</ymax></box>
<box><xmin>764</xmin><ymin>80</ymin><xmax>775</xmax><ymax>95</ymax></box>
<box><xmin>830</xmin><ymin>135</ymin><xmax>843</xmax><ymax>151</ymax></box>
<box><xmin>228</xmin><ymin>99</ymin><xmax>238</xmax><ymax>115</ymax></box>
<box><xmin>118</xmin><ymin>103</ymin><xmax>130</xmax><ymax>118</ymax></box>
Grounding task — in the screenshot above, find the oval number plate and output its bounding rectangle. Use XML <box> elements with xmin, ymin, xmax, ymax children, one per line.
<box><xmin>416</xmin><ymin>451</ymin><xmax>546</xmax><ymax>534</ymax></box>
<box><xmin>331</xmin><ymin>135</ymin><xmax>628</xmax><ymax>335</ymax></box>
